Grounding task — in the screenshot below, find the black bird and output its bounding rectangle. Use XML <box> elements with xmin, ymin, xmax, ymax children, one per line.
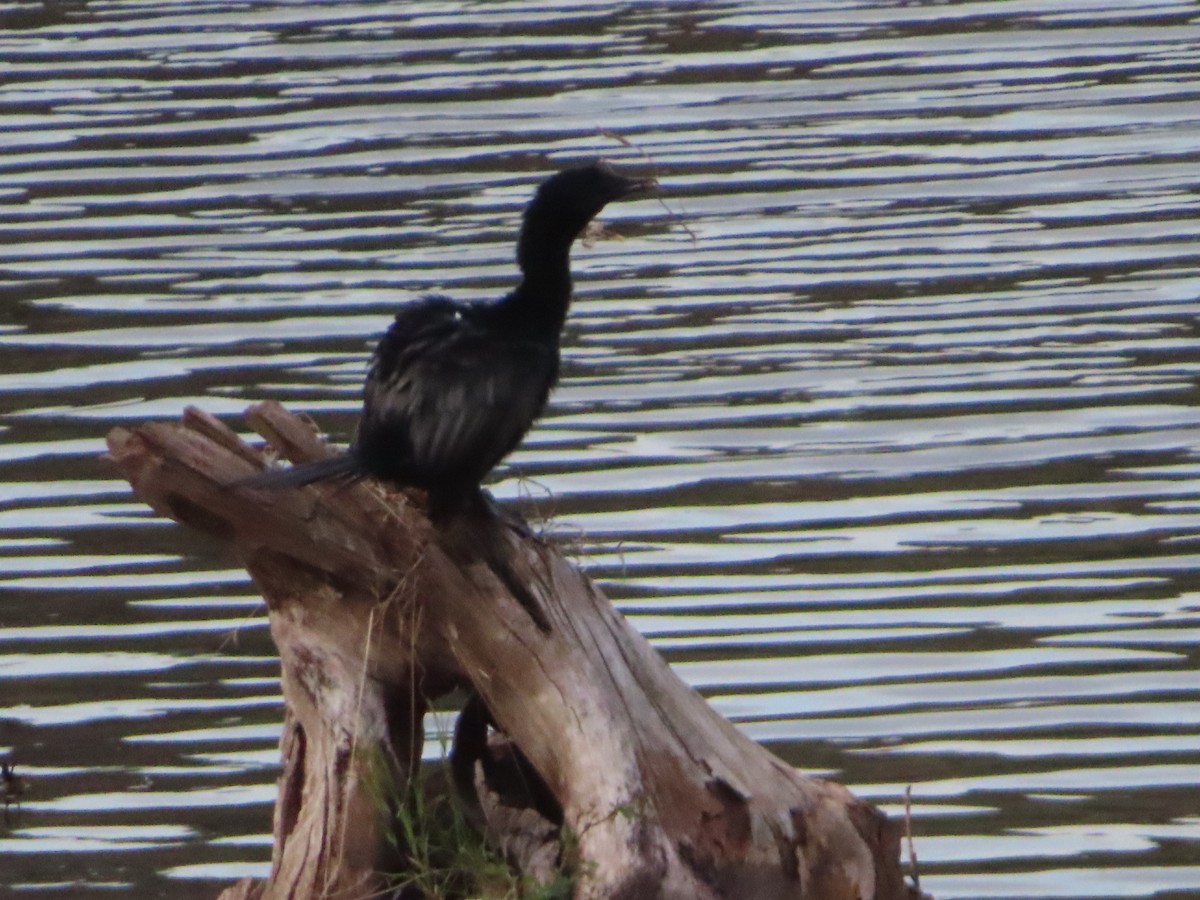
<box><xmin>244</xmin><ymin>161</ymin><xmax>655</xmax><ymax>508</ymax></box>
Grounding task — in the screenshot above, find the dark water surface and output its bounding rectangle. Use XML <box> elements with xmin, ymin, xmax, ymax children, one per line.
<box><xmin>2</xmin><ymin>2</ymin><xmax>1200</xmax><ymax>898</ymax></box>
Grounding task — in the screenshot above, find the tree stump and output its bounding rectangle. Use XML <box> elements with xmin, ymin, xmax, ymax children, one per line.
<box><xmin>104</xmin><ymin>403</ymin><xmax>922</xmax><ymax>900</ymax></box>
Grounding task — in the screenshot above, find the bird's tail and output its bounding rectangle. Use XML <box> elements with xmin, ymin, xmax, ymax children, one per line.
<box><xmin>234</xmin><ymin>452</ymin><xmax>365</xmax><ymax>491</ymax></box>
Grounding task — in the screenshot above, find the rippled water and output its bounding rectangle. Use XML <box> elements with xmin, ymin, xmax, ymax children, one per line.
<box><xmin>2</xmin><ymin>2</ymin><xmax>1200</xmax><ymax>898</ymax></box>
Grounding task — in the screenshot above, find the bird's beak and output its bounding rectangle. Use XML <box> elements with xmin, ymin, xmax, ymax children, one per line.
<box><xmin>615</xmin><ymin>175</ymin><xmax>658</xmax><ymax>199</ymax></box>
<box><xmin>596</xmin><ymin>159</ymin><xmax>658</xmax><ymax>200</ymax></box>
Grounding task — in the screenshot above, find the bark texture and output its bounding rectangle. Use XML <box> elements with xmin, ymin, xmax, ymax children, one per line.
<box><xmin>104</xmin><ymin>403</ymin><xmax>922</xmax><ymax>900</ymax></box>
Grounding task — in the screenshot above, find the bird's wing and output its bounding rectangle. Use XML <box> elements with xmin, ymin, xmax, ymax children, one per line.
<box><xmin>363</xmin><ymin>300</ymin><xmax>558</xmax><ymax>482</ymax></box>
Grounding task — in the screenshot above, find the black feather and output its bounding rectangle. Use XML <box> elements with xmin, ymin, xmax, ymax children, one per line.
<box><xmin>237</xmin><ymin>453</ymin><xmax>364</xmax><ymax>490</ymax></box>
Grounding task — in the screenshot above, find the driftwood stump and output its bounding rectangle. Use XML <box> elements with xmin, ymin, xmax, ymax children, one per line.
<box><xmin>105</xmin><ymin>403</ymin><xmax>920</xmax><ymax>900</ymax></box>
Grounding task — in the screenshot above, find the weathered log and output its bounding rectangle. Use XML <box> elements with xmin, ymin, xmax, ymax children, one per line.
<box><xmin>104</xmin><ymin>403</ymin><xmax>922</xmax><ymax>900</ymax></box>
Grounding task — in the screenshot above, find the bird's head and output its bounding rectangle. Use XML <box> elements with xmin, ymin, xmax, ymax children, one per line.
<box><xmin>526</xmin><ymin>160</ymin><xmax>657</xmax><ymax>239</ymax></box>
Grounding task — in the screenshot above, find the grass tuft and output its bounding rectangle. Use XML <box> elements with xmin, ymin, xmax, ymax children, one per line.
<box><xmin>362</xmin><ymin>742</ymin><xmax>579</xmax><ymax>900</ymax></box>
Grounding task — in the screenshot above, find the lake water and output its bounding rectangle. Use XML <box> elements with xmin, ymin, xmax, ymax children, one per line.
<box><xmin>2</xmin><ymin>2</ymin><xmax>1200</xmax><ymax>898</ymax></box>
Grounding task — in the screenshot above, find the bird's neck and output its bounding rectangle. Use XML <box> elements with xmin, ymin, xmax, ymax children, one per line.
<box><xmin>503</xmin><ymin>220</ymin><xmax>577</xmax><ymax>335</ymax></box>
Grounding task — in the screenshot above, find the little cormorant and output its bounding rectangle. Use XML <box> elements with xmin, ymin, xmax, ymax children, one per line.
<box><xmin>244</xmin><ymin>161</ymin><xmax>655</xmax><ymax>507</ymax></box>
